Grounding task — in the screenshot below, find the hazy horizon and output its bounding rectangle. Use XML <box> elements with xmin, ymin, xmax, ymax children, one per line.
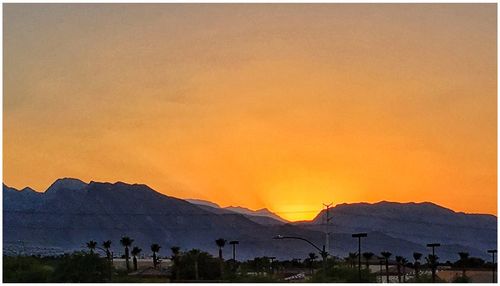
<box><xmin>4</xmin><ymin>4</ymin><xmax>497</xmax><ymax>220</ymax></box>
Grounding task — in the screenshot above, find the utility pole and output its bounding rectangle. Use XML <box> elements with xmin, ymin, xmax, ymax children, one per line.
<box><xmin>487</xmin><ymin>249</ymin><xmax>497</xmax><ymax>283</ymax></box>
<box><xmin>323</xmin><ymin>203</ymin><xmax>333</xmax><ymax>258</ymax></box>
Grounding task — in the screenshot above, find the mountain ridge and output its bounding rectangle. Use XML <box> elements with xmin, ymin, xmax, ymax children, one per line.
<box><xmin>3</xmin><ymin>178</ymin><xmax>496</xmax><ymax>261</ymax></box>
<box><xmin>5</xmin><ymin>178</ymin><xmax>496</xmax><ymax>219</ymax></box>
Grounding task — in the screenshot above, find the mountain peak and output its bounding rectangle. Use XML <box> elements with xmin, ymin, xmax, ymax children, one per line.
<box><xmin>20</xmin><ymin>187</ymin><xmax>37</xmax><ymax>193</ymax></box>
<box><xmin>186</xmin><ymin>199</ymin><xmax>221</xmax><ymax>208</ymax></box>
<box><xmin>87</xmin><ymin>180</ymin><xmax>156</xmax><ymax>194</ymax></box>
<box><xmin>255</xmin><ymin>208</ymin><xmax>272</xmax><ymax>214</ymax></box>
<box><xmin>46</xmin><ymin>178</ymin><xmax>87</xmax><ymax>193</ymax></box>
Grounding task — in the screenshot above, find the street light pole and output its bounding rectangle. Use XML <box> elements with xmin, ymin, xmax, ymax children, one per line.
<box><xmin>273</xmin><ymin>235</ymin><xmax>328</xmax><ymax>280</ymax></box>
<box><xmin>426</xmin><ymin>243</ymin><xmax>440</xmax><ymax>283</ymax></box>
<box><xmin>229</xmin><ymin>240</ymin><xmax>239</xmax><ymax>261</ymax></box>
<box><xmin>352</xmin><ymin>233</ymin><xmax>368</xmax><ymax>282</ymax></box>
<box><xmin>487</xmin><ymin>249</ymin><xmax>497</xmax><ymax>283</ymax></box>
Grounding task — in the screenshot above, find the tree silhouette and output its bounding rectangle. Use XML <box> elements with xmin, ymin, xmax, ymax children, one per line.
<box><xmin>190</xmin><ymin>249</ymin><xmax>201</xmax><ymax>280</ymax></box>
<box><xmin>362</xmin><ymin>252</ymin><xmax>374</xmax><ymax>269</ymax></box>
<box><xmin>131</xmin><ymin>246</ymin><xmax>142</xmax><ymax>271</ymax></box>
<box><xmin>102</xmin><ymin>240</ymin><xmax>112</xmax><ymax>261</ymax></box>
<box><xmin>395</xmin><ymin>256</ymin><xmax>403</xmax><ymax>282</ymax></box>
<box><xmin>120</xmin><ymin>236</ymin><xmax>134</xmax><ymax>271</ymax></box>
<box><xmin>413</xmin><ymin>252</ymin><xmax>422</xmax><ymax>280</ymax></box>
<box><xmin>381</xmin><ymin>251</ymin><xmax>392</xmax><ymax>283</ymax></box>
<box><xmin>308</xmin><ymin>252</ymin><xmax>318</xmax><ymax>275</ymax></box>
<box><xmin>171</xmin><ymin>246</ymin><xmax>181</xmax><ymax>280</ymax></box>
<box><xmin>151</xmin><ymin>243</ymin><xmax>161</xmax><ymax>269</ymax></box>
<box><xmin>347</xmin><ymin>252</ymin><xmax>357</xmax><ymax>268</ymax></box>
<box><xmin>86</xmin><ymin>240</ymin><xmax>97</xmax><ymax>255</ymax></box>
<box><xmin>401</xmin><ymin>257</ymin><xmax>408</xmax><ymax>282</ymax></box>
<box><xmin>458</xmin><ymin>252</ymin><xmax>469</xmax><ymax>278</ymax></box>
<box><xmin>215</xmin><ymin>238</ymin><xmax>226</xmax><ymax>278</ymax></box>
<box><xmin>425</xmin><ymin>254</ymin><xmax>439</xmax><ymax>283</ymax></box>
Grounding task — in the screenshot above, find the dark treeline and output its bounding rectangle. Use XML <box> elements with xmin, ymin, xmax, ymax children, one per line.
<box><xmin>3</xmin><ymin>235</ymin><xmax>497</xmax><ymax>283</ymax></box>
<box><xmin>3</xmin><ymin>248</ymin><xmax>496</xmax><ymax>283</ymax></box>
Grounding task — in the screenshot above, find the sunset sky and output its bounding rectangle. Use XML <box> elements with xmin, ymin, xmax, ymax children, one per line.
<box><xmin>4</xmin><ymin>4</ymin><xmax>497</xmax><ymax>220</ymax></box>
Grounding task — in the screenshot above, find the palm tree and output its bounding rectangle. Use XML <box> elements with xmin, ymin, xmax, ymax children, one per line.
<box><xmin>151</xmin><ymin>243</ymin><xmax>161</xmax><ymax>269</ymax></box>
<box><xmin>413</xmin><ymin>252</ymin><xmax>423</xmax><ymax>280</ymax></box>
<box><xmin>215</xmin><ymin>238</ymin><xmax>226</xmax><ymax>277</ymax></box>
<box><xmin>458</xmin><ymin>252</ymin><xmax>469</xmax><ymax>278</ymax></box>
<box><xmin>86</xmin><ymin>240</ymin><xmax>97</xmax><ymax>255</ymax></box>
<box><xmin>102</xmin><ymin>240</ymin><xmax>112</xmax><ymax>261</ymax></box>
<box><xmin>308</xmin><ymin>252</ymin><xmax>318</xmax><ymax>275</ymax></box>
<box><xmin>120</xmin><ymin>236</ymin><xmax>134</xmax><ymax>271</ymax></box>
<box><xmin>131</xmin><ymin>246</ymin><xmax>142</xmax><ymax>271</ymax></box>
<box><xmin>381</xmin><ymin>251</ymin><xmax>392</xmax><ymax>283</ymax></box>
<box><xmin>425</xmin><ymin>254</ymin><xmax>439</xmax><ymax>283</ymax></box>
<box><xmin>190</xmin><ymin>249</ymin><xmax>201</xmax><ymax>280</ymax></box>
<box><xmin>401</xmin><ymin>257</ymin><xmax>408</xmax><ymax>282</ymax></box>
<box><xmin>395</xmin><ymin>256</ymin><xmax>403</xmax><ymax>282</ymax></box>
<box><xmin>171</xmin><ymin>246</ymin><xmax>181</xmax><ymax>280</ymax></box>
<box><xmin>363</xmin><ymin>252</ymin><xmax>374</xmax><ymax>270</ymax></box>
<box><xmin>348</xmin><ymin>252</ymin><xmax>357</xmax><ymax>268</ymax></box>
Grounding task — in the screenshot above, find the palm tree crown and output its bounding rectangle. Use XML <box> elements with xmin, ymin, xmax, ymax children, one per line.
<box><xmin>120</xmin><ymin>236</ymin><xmax>134</xmax><ymax>247</ymax></box>
<box><xmin>86</xmin><ymin>240</ymin><xmax>97</xmax><ymax>254</ymax></box>
<box><xmin>413</xmin><ymin>252</ymin><xmax>422</xmax><ymax>261</ymax></box>
<box><xmin>363</xmin><ymin>252</ymin><xmax>374</xmax><ymax>268</ymax></box>
<box><xmin>215</xmin><ymin>238</ymin><xmax>226</xmax><ymax>248</ymax></box>
<box><xmin>131</xmin><ymin>246</ymin><xmax>142</xmax><ymax>257</ymax></box>
<box><xmin>151</xmin><ymin>243</ymin><xmax>161</xmax><ymax>253</ymax></box>
<box><xmin>363</xmin><ymin>252</ymin><xmax>374</xmax><ymax>261</ymax></box>
<box><xmin>171</xmin><ymin>246</ymin><xmax>180</xmax><ymax>256</ymax></box>
<box><xmin>381</xmin><ymin>251</ymin><xmax>392</xmax><ymax>259</ymax></box>
<box><xmin>103</xmin><ymin>240</ymin><xmax>112</xmax><ymax>249</ymax></box>
<box><xmin>102</xmin><ymin>240</ymin><xmax>112</xmax><ymax>260</ymax></box>
<box><xmin>309</xmin><ymin>252</ymin><xmax>318</xmax><ymax>261</ymax></box>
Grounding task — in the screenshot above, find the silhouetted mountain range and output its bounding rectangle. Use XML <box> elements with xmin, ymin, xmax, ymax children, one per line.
<box><xmin>309</xmin><ymin>201</ymin><xmax>496</xmax><ymax>251</ymax></box>
<box><xmin>186</xmin><ymin>199</ymin><xmax>288</xmax><ymax>225</ymax></box>
<box><xmin>3</xmin><ymin>178</ymin><xmax>497</xmax><ymax>261</ymax></box>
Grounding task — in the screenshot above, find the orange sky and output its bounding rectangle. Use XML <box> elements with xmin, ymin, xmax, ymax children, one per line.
<box><xmin>4</xmin><ymin>4</ymin><xmax>497</xmax><ymax>221</ymax></box>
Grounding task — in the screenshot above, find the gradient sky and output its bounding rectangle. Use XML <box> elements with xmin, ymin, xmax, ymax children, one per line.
<box><xmin>4</xmin><ymin>4</ymin><xmax>497</xmax><ymax>220</ymax></box>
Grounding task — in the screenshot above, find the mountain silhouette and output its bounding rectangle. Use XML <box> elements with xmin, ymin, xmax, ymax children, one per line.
<box><xmin>298</xmin><ymin>201</ymin><xmax>496</xmax><ymax>257</ymax></box>
<box><xmin>3</xmin><ymin>179</ymin><xmax>497</xmax><ymax>261</ymax></box>
<box><xmin>186</xmin><ymin>199</ymin><xmax>288</xmax><ymax>225</ymax></box>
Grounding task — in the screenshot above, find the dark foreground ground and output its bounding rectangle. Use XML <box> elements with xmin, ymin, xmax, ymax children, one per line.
<box><xmin>3</xmin><ymin>250</ymin><xmax>496</xmax><ymax>283</ymax></box>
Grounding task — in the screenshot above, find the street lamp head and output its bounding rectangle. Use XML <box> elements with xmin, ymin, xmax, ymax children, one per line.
<box><xmin>426</xmin><ymin>243</ymin><xmax>441</xmax><ymax>247</ymax></box>
<box><xmin>229</xmin><ymin>240</ymin><xmax>239</xmax><ymax>245</ymax></box>
<box><xmin>487</xmin><ymin>249</ymin><xmax>497</xmax><ymax>254</ymax></box>
<box><xmin>352</xmin><ymin>233</ymin><xmax>368</xmax><ymax>238</ymax></box>
<box><xmin>273</xmin><ymin>235</ymin><xmax>284</xmax><ymax>239</ymax></box>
